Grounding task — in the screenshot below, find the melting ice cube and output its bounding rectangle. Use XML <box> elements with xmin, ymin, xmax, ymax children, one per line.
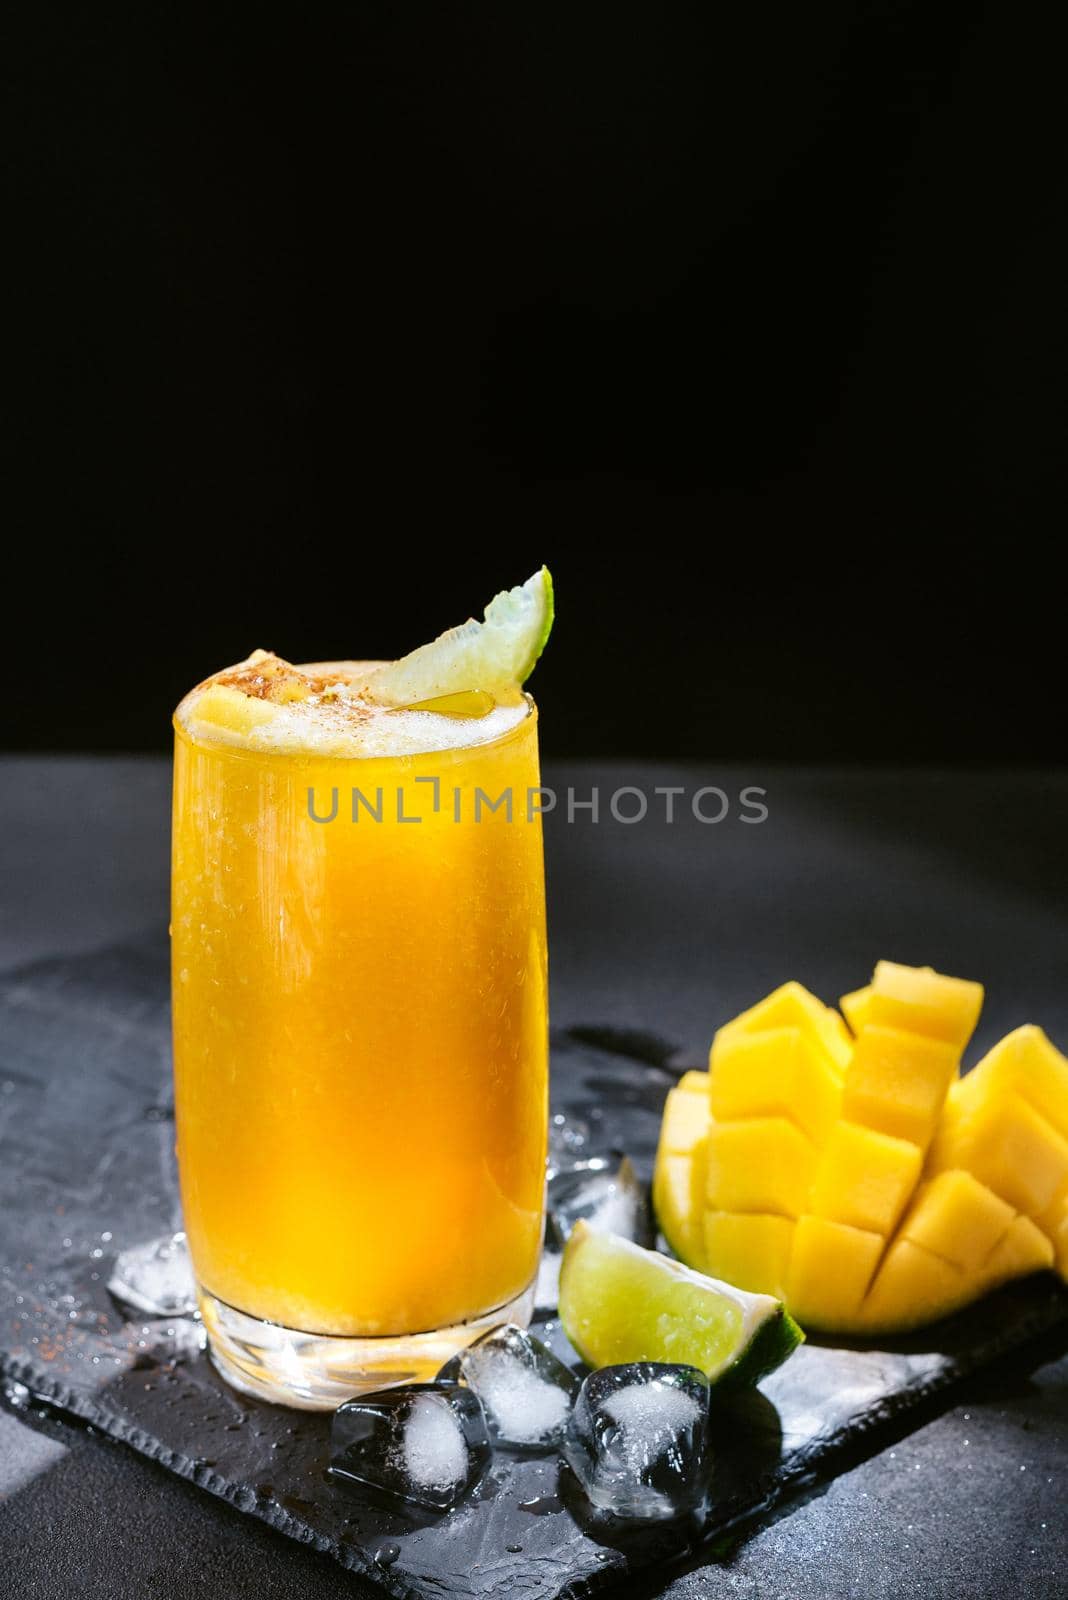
<box><xmin>438</xmin><ymin>1324</ymin><xmax>578</xmax><ymax>1449</ymax></box>
<box><xmin>563</xmin><ymin>1363</ymin><xmax>710</xmax><ymax>1519</ymax></box>
<box><xmin>535</xmin><ymin>1247</ymin><xmax>563</xmax><ymax>1312</ymax></box>
<box><xmin>548</xmin><ymin>1156</ymin><xmax>654</xmax><ymax>1248</ymax></box>
<box><xmin>546</xmin><ymin>1111</ymin><xmax>592</xmax><ymax>1174</ymax></box>
<box><xmin>108</xmin><ymin>1232</ymin><xmax>197</xmax><ymax>1317</ymax></box>
<box><xmin>331</xmin><ymin>1383</ymin><xmax>491</xmax><ymax>1511</ymax></box>
<box><xmin>536</xmin><ymin>1156</ymin><xmax>654</xmax><ymax>1309</ymax></box>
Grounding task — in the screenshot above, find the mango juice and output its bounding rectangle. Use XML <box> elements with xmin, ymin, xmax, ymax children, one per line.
<box><xmin>171</xmin><ymin>657</ymin><xmax>548</xmax><ymax>1340</ymax></box>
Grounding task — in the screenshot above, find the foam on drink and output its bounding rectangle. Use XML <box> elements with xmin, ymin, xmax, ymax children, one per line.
<box><xmin>175</xmin><ymin>650</ymin><xmax>531</xmax><ymax>758</ymax></box>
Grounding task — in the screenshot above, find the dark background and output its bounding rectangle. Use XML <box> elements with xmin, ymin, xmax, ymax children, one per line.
<box><xmin>8</xmin><ymin>4</ymin><xmax>1065</xmax><ymax>762</ymax></box>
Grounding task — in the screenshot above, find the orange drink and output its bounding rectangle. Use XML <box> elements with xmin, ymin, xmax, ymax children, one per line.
<box><xmin>171</xmin><ymin>651</ymin><xmax>549</xmax><ymax>1406</ymax></box>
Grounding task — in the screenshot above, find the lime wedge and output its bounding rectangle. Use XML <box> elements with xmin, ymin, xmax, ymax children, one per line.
<box><xmin>367</xmin><ymin>568</ymin><xmax>554</xmax><ymax>705</ymax></box>
<box><xmin>398</xmin><ymin>690</ymin><xmax>496</xmax><ymax>718</ymax></box>
<box><xmin>558</xmin><ymin>1222</ymin><xmax>804</xmax><ymax>1388</ymax></box>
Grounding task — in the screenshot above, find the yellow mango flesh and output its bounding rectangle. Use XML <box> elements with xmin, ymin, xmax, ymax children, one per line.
<box><xmin>983</xmin><ymin>1215</ymin><xmax>1053</xmax><ymax>1282</ymax></box>
<box><xmin>1038</xmin><ymin>1188</ymin><xmax>1068</xmax><ymax>1276</ymax></box>
<box><xmin>652</xmin><ymin>964</ymin><xmax>1068</xmax><ymax>1335</ymax></box>
<box><xmin>786</xmin><ymin>1216</ymin><xmax>883</xmax><ymax>1328</ymax></box>
<box><xmin>659</xmin><ymin>1075</ymin><xmax>711</xmax><ymax>1153</ymax></box>
<box><xmin>953</xmin><ymin>1025</ymin><xmax>1068</xmax><ymax>1141</ymax></box>
<box><xmin>929</xmin><ymin>1094</ymin><xmax>1068</xmax><ymax>1216</ymax></box>
<box><xmin>866</xmin><ymin>961</ymin><xmax>983</xmax><ymax>1049</ymax></box>
<box><xmin>190</xmin><ymin>683</ymin><xmax>280</xmax><ymax>734</ymax></box>
<box><xmin>705</xmin><ymin>1118</ymin><xmax>818</xmax><ymax>1219</ymax></box>
<box><xmin>713</xmin><ymin>980</ymin><xmax>853</xmax><ymax>1071</ymax></box>
<box><xmin>811</xmin><ymin>1122</ymin><xmax>922</xmax><ymax>1236</ymax></box>
<box><xmin>840</xmin><ymin>985</ymin><xmax>873</xmax><ymax>1036</ymax></box>
<box><xmin>711</xmin><ymin>1027</ymin><xmax>842</xmax><ymax>1144</ymax></box>
<box><xmin>702</xmin><ymin>1213</ymin><xmax>794</xmax><ymax>1299</ymax></box>
<box><xmin>842</xmin><ymin>1026</ymin><xmax>958</xmax><ymax>1149</ymax></box>
<box><xmin>898</xmin><ymin>1171</ymin><xmax>1014</xmax><ymax>1273</ymax></box>
<box><xmin>859</xmin><ymin>1240</ymin><xmax>971</xmax><ymax>1333</ymax></box>
<box><xmin>652</xmin><ymin>1074</ymin><xmax>710</xmax><ymax>1270</ymax></box>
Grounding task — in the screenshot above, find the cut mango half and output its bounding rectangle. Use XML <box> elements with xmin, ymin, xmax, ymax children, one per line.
<box><xmin>653</xmin><ymin>962</ymin><xmax>1066</xmax><ymax>1335</ymax></box>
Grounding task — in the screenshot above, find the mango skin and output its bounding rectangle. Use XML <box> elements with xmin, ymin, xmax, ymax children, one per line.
<box><xmin>653</xmin><ymin>966</ymin><xmax>1068</xmax><ymax>1336</ymax></box>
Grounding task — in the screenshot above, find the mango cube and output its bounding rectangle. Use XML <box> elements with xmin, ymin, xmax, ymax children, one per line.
<box><xmin>840</xmin><ymin>985</ymin><xmax>873</xmax><ymax>1036</ymax></box>
<box><xmin>929</xmin><ymin>1093</ymin><xmax>1068</xmax><ymax>1217</ymax></box>
<box><xmin>705</xmin><ymin>1117</ymin><xmax>817</xmax><ymax>1218</ymax></box>
<box><xmin>190</xmin><ymin>684</ymin><xmax>279</xmax><ymax>735</ymax></box>
<box><xmin>898</xmin><ymin>1171</ymin><xmax>1014</xmax><ymax>1273</ymax></box>
<box><xmin>811</xmin><ymin>1121</ymin><xmax>922</xmax><ymax>1236</ymax></box>
<box><xmin>658</xmin><ymin>1076</ymin><xmax>710</xmax><ymax>1155</ymax></box>
<box><xmin>842</xmin><ymin>1025</ymin><xmax>959</xmax><ymax>1149</ymax></box>
<box><xmin>1037</xmin><ymin>1188</ymin><xmax>1068</xmax><ymax>1276</ymax></box>
<box><xmin>860</xmin><ymin>1240</ymin><xmax>968</xmax><ymax>1333</ymax></box>
<box><xmin>956</xmin><ymin>1026</ymin><xmax>1068</xmax><ymax>1143</ymax></box>
<box><xmin>702</xmin><ymin>1212</ymin><xmax>794</xmax><ymax>1299</ymax></box>
<box><xmin>866</xmin><ymin>961</ymin><xmax>983</xmax><ymax>1049</ymax></box>
<box><xmin>712</xmin><ymin>981</ymin><xmax>852</xmax><ymax>1070</ymax></box>
<box><xmin>675</xmin><ymin>1068</ymin><xmax>713</xmax><ymax>1097</ymax></box>
<box><xmin>710</xmin><ymin>1027</ymin><xmax>842</xmax><ymax>1144</ymax></box>
<box><xmin>785</xmin><ymin>1216</ymin><xmax>883</xmax><ymax>1329</ymax></box>
<box><xmin>981</xmin><ymin>1214</ymin><xmax>1054</xmax><ymax>1284</ymax></box>
<box><xmin>653</xmin><ymin>1145</ymin><xmax>708</xmax><ymax>1270</ymax></box>
<box><xmin>653</xmin><ymin>1076</ymin><xmax>711</xmax><ymax>1268</ymax></box>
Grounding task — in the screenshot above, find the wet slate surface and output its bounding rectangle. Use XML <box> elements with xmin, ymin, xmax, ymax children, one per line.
<box><xmin>1</xmin><ymin>941</ymin><xmax>1066</xmax><ymax>1600</ymax></box>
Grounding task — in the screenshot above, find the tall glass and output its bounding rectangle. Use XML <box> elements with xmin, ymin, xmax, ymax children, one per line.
<box><xmin>171</xmin><ymin>690</ymin><xmax>548</xmax><ymax>1407</ymax></box>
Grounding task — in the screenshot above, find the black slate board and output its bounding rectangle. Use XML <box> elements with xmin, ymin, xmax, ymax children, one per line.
<box><xmin>1</xmin><ymin>941</ymin><xmax>1066</xmax><ymax>1599</ymax></box>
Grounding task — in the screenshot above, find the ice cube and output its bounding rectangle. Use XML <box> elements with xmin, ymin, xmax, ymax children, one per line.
<box><xmin>534</xmin><ymin>1246</ymin><xmax>563</xmax><ymax>1312</ymax></box>
<box><xmin>563</xmin><ymin>1363</ymin><xmax>710</xmax><ymax>1519</ymax></box>
<box><xmin>548</xmin><ymin>1157</ymin><xmax>654</xmax><ymax>1249</ymax></box>
<box><xmin>439</xmin><ymin>1323</ymin><xmax>578</xmax><ymax>1449</ymax></box>
<box><xmin>108</xmin><ymin>1232</ymin><xmax>197</xmax><ymax>1317</ymax></box>
<box><xmin>536</xmin><ymin>1157</ymin><xmax>651</xmax><ymax>1311</ymax></box>
<box><xmin>330</xmin><ymin>1383</ymin><xmax>490</xmax><ymax>1511</ymax></box>
<box><xmin>546</xmin><ymin>1111</ymin><xmax>591</xmax><ymax>1174</ymax></box>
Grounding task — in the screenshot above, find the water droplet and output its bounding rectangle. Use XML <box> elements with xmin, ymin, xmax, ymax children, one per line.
<box><xmin>372</xmin><ymin>1543</ymin><xmax>400</xmax><ymax>1569</ymax></box>
<box><xmin>506</xmin><ymin>1544</ymin><xmax>522</xmax><ymax>1554</ymax></box>
<box><xmin>518</xmin><ymin>1494</ymin><xmax>563</xmax><ymax>1516</ymax></box>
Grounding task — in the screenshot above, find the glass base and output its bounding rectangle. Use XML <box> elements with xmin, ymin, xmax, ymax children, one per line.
<box><xmin>198</xmin><ymin>1281</ymin><xmax>537</xmax><ymax>1410</ymax></box>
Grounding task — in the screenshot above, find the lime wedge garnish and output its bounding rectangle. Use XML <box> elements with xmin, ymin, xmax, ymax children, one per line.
<box><xmin>396</xmin><ymin>690</ymin><xmax>496</xmax><ymax>718</ymax></box>
<box><xmin>367</xmin><ymin>568</ymin><xmax>554</xmax><ymax>705</ymax></box>
<box><xmin>558</xmin><ymin>1222</ymin><xmax>803</xmax><ymax>1388</ymax></box>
